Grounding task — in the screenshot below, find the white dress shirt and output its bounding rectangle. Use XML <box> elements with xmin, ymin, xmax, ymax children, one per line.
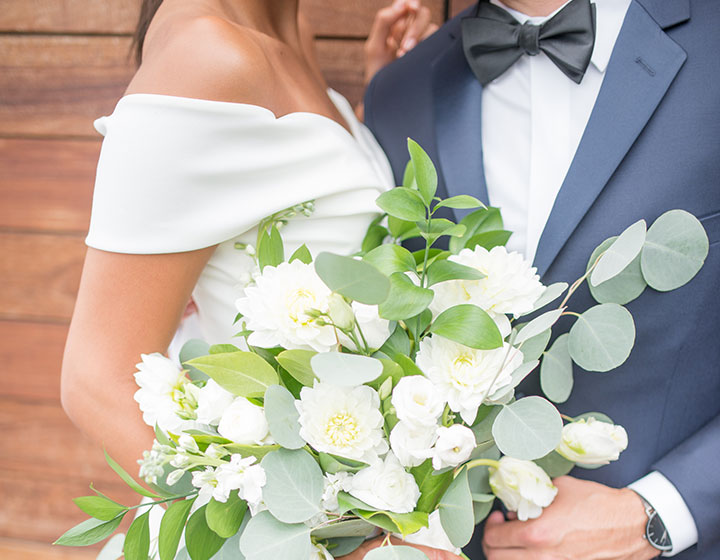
<box><xmin>481</xmin><ymin>0</ymin><xmax>698</xmax><ymax>555</ymax></box>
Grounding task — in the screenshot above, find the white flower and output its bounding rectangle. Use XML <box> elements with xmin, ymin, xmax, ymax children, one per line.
<box><xmin>432</xmin><ymin>424</ymin><xmax>477</xmax><ymax>470</ymax></box>
<box><xmin>296</xmin><ymin>382</ymin><xmax>388</xmax><ymax>463</ymax></box>
<box><xmin>217</xmin><ymin>397</ymin><xmax>272</xmax><ymax>445</ymax></box>
<box><xmin>137</xmin><ymin>441</ymin><xmax>170</xmax><ymax>485</ymax></box>
<box><xmin>177</xmin><ymin>434</ymin><xmax>199</xmax><ymax>454</ymax></box>
<box><xmin>215</xmin><ymin>454</ymin><xmax>267</xmax><ymax>506</ymax></box>
<box><xmin>389</xmin><ymin>421</ymin><xmax>437</xmax><ymax>468</ymax></box>
<box><xmin>430</xmin><ymin>245</ymin><xmax>545</xmax><ymax>324</ymax></box>
<box><xmin>191</xmin><ymin>466</ymin><xmax>221</xmax><ymax>504</ymax></box>
<box><xmin>321</xmin><ymin>472</ymin><xmax>353</xmax><ymax>512</ymax></box>
<box><xmin>402</xmin><ymin>511</ymin><xmax>461</xmax><ymax>555</ymax></box>
<box><xmin>205</xmin><ymin>443</ymin><xmax>228</xmax><ymax>460</ymax></box>
<box><xmin>310</xmin><ymin>543</ymin><xmax>334</xmax><ymax>560</ymax></box>
<box><xmin>556</xmin><ymin>417</ymin><xmax>628</xmax><ymax>465</ymax></box>
<box><xmin>166</xmin><ymin>469</ymin><xmax>186</xmax><ymax>487</ymax></box>
<box><xmin>327</xmin><ymin>294</ymin><xmax>355</xmax><ymax>330</ymax></box>
<box><xmin>391</xmin><ymin>376</ymin><xmax>445</xmax><ymax>429</ymax></box>
<box><xmin>196</xmin><ymin>380</ymin><xmax>235</xmax><ymax>426</ymax></box>
<box><xmin>416</xmin><ymin>336</ymin><xmax>523</xmax><ymax>423</ymax></box>
<box><xmin>133</xmin><ymin>353</ymin><xmax>196</xmax><ymax>433</ymax></box>
<box><xmin>489</xmin><ymin>457</ymin><xmax>557</xmax><ymax>521</ymax></box>
<box><xmin>235</xmin><ymin>260</ymin><xmax>338</xmax><ymax>352</ymax></box>
<box><xmin>349</xmin><ymin>453</ymin><xmax>420</xmax><ymax>514</ymax></box>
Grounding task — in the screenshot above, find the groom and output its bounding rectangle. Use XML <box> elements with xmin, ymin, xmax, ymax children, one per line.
<box><xmin>364</xmin><ymin>0</ymin><xmax>720</xmax><ymax>558</ymax></box>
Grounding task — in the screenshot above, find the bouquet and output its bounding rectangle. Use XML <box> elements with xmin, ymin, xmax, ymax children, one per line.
<box><xmin>56</xmin><ymin>140</ymin><xmax>709</xmax><ymax>560</ymax></box>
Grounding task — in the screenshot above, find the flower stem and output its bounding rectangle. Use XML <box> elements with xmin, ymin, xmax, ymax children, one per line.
<box><xmin>463</xmin><ymin>458</ymin><xmax>501</xmax><ymax>471</ymax></box>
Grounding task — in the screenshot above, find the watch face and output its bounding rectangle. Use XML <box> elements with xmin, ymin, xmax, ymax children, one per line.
<box><xmin>648</xmin><ymin>514</ymin><xmax>673</xmax><ymax>551</ymax></box>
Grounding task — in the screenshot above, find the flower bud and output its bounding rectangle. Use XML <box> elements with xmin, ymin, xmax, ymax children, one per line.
<box><xmin>327</xmin><ymin>294</ymin><xmax>356</xmax><ymax>331</ymax></box>
<box><xmin>489</xmin><ymin>457</ymin><xmax>557</xmax><ymax>521</ymax></box>
<box><xmin>166</xmin><ymin>469</ymin><xmax>186</xmax><ymax>487</ymax></box>
<box><xmin>556</xmin><ymin>417</ymin><xmax>628</xmax><ymax>465</ymax></box>
<box><xmin>432</xmin><ymin>424</ymin><xmax>476</xmax><ymax>469</ymax></box>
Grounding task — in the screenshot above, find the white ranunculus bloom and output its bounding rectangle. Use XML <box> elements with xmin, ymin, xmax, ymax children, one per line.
<box><xmin>556</xmin><ymin>417</ymin><xmax>629</xmax><ymax>465</ymax></box>
<box><xmin>389</xmin><ymin>421</ymin><xmax>437</xmax><ymax>468</ymax></box>
<box><xmin>402</xmin><ymin>510</ymin><xmax>461</xmax><ymax>555</ymax></box>
<box><xmin>432</xmin><ymin>424</ymin><xmax>477</xmax><ymax>470</ymax></box>
<box><xmin>235</xmin><ymin>260</ymin><xmax>338</xmax><ymax>352</ymax></box>
<box><xmin>296</xmin><ymin>382</ymin><xmax>388</xmax><ymax>463</ymax></box>
<box><xmin>133</xmin><ymin>353</ymin><xmax>196</xmax><ymax>433</ymax></box>
<box><xmin>215</xmin><ymin>454</ymin><xmax>266</xmax><ymax>506</ymax></box>
<box><xmin>416</xmin><ymin>336</ymin><xmax>523</xmax><ymax>424</ymax></box>
<box><xmin>489</xmin><ymin>457</ymin><xmax>557</xmax><ymax>521</ymax></box>
<box><xmin>217</xmin><ymin>397</ymin><xmax>272</xmax><ymax>445</ymax></box>
<box><xmin>321</xmin><ymin>472</ymin><xmax>354</xmax><ymax>512</ymax></box>
<box><xmin>430</xmin><ymin>245</ymin><xmax>545</xmax><ymax>321</ymax></box>
<box><xmin>391</xmin><ymin>376</ymin><xmax>445</xmax><ymax>429</ymax></box>
<box><xmin>349</xmin><ymin>453</ymin><xmax>420</xmax><ymax>514</ymax></box>
<box><xmin>195</xmin><ymin>379</ymin><xmax>235</xmax><ymax>426</ymax></box>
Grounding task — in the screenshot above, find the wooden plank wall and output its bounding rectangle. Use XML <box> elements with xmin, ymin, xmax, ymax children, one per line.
<box><xmin>0</xmin><ymin>0</ymin><xmax>482</xmax><ymax>557</ymax></box>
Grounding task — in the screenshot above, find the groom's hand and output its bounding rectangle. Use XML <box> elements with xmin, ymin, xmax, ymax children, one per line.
<box><xmin>483</xmin><ymin>476</ymin><xmax>659</xmax><ymax>560</ymax></box>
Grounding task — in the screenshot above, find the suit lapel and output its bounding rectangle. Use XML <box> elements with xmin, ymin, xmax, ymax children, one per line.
<box><xmin>532</xmin><ymin>0</ymin><xmax>688</xmax><ymax>276</ymax></box>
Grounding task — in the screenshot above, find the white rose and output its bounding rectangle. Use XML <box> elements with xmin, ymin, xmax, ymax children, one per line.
<box><xmin>215</xmin><ymin>454</ymin><xmax>266</xmax><ymax>506</ymax></box>
<box><xmin>296</xmin><ymin>382</ymin><xmax>388</xmax><ymax>464</ymax></box>
<box><xmin>217</xmin><ymin>397</ymin><xmax>271</xmax><ymax>445</ymax></box>
<box><xmin>195</xmin><ymin>379</ymin><xmax>235</xmax><ymax>426</ymax></box>
<box><xmin>432</xmin><ymin>424</ymin><xmax>477</xmax><ymax>470</ymax></box>
<box><xmin>349</xmin><ymin>453</ymin><xmax>420</xmax><ymax>514</ymax></box>
<box><xmin>235</xmin><ymin>260</ymin><xmax>338</xmax><ymax>352</ymax></box>
<box><xmin>556</xmin><ymin>417</ymin><xmax>628</xmax><ymax>465</ymax></box>
<box><xmin>391</xmin><ymin>376</ymin><xmax>445</xmax><ymax>429</ymax></box>
<box><xmin>489</xmin><ymin>457</ymin><xmax>557</xmax><ymax>521</ymax></box>
<box><xmin>402</xmin><ymin>511</ymin><xmax>461</xmax><ymax>555</ymax></box>
<box><xmin>390</xmin><ymin>421</ymin><xmax>437</xmax><ymax>468</ymax></box>
<box><xmin>416</xmin><ymin>336</ymin><xmax>523</xmax><ymax>424</ymax></box>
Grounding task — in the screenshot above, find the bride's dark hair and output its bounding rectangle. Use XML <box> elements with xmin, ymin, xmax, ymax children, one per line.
<box><xmin>132</xmin><ymin>0</ymin><xmax>164</xmax><ymax>65</ymax></box>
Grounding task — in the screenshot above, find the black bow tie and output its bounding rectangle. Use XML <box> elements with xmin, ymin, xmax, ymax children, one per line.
<box><xmin>461</xmin><ymin>0</ymin><xmax>596</xmax><ymax>86</ymax></box>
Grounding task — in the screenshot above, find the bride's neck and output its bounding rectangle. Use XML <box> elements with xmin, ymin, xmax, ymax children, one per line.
<box><xmin>219</xmin><ymin>0</ymin><xmax>300</xmax><ymax>43</ymax></box>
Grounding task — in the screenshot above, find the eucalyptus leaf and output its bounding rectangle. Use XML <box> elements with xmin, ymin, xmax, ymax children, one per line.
<box><xmin>426</xmin><ymin>259</ymin><xmax>485</xmax><ymax>286</ymax></box>
<box><xmin>311</xmin><ymin>519</ymin><xmax>376</xmax><ymax>540</ymax></box>
<box><xmin>206</xmin><ymin>492</ymin><xmax>248</xmax><ymax>538</ymax></box>
<box><xmin>515</xmin><ymin>309</ymin><xmax>563</xmax><ymax>345</ymax></box>
<box><xmin>325</xmin><ymin>537</ymin><xmax>366</xmax><ymax>556</ymax></box>
<box><xmin>289</xmin><ymin>243</ymin><xmax>312</xmax><ymax>264</ymax></box>
<box><xmin>315</xmin><ymin>252</ymin><xmax>391</xmax><ymax>305</ymax></box>
<box><xmin>158</xmin><ymin>497</ymin><xmax>196</xmax><ymax>560</ymax></box>
<box><xmin>492</xmin><ymin>397</ymin><xmax>563</xmax><ymax>460</ymax></box>
<box><xmin>590</xmin><ymin>219</ymin><xmax>647</xmax><ymax>286</ymax></box>
<box><xmin>473</xmin><ymin>500</ymin><xmax>494</xmax><ymax>525</ymax></box>
<box><xmin>239</xmin><ymin>511</ymin><xmax>311</xmax><ymax>560</ymax></box>
<box><xmin>318</xmin><ymin>453</ymin><xmax>368</xmax><ymax>475</ymax></box>
<box><xmin>364</xmin><ymin>546</ymin><xmax>430</xmax><ymax>560</ymax></box>
<box><xmin>574</xmin><ymin>411</ymin><xmax>614</xmax><ymax>424</ymax></box>
<box><xmin>276</xmin><ymin>349</ymin><xmax>317</xmax><ymax>387</ymax></box>
<box><xmin>263</xmin><ymin>384</ymin><xmax>305</xmax><ymax>449</ymax></box>
<box><xmin>180</xmin><ymin>339</ymin><xmax>211</xmax><ymax>382</ymax></box>
<box><xmin>186</xmin><ymin>505</ymin><xmax>226</xmax><ymax>560</ymax></box>
<box><xmin>376</xmin><ymin>188</ymin><xmax>427</xmax><ymax>222</ymax></box>
<box><xmin>641</xmin><ymin>209</ymin><xmax>709</xmax><ymax>291</ymax></box>
<box><xmin>438</xmin><ymin>468</ymin><xmax>475</xmax><ymax>547</ymax></box>
<box><xmin>568</xmin><ymin>304</ymin><xmax>635</xmax><ymax>372</ymax></box>
<box><xmin>408</xmin><ymin>139</ymin><xmax>438</xmax><ymax>206</ymax></box>
<box><xmin>434</xmin><ymin>194</ymin><xmax>485</xmax><ymax>210</ymax></box>
<box><xmin>261</xmin><ymin>449</ymin><xmax>324</xmax><ymax>523</ymax></box>
<box><xmin>519</xmin><ymin>328</ymin><xmax>552</xmax><ymax>363</ymax></box>
<box><xmin>73</xmin><ymin>495</ymin><xmax>127</xmax><ymax>521</ymax></box>
<box><xmin>54</xmin><ymin>515</ymin><xmax>124</xmax><ymax>547</ymax></box>
<box><xmin>123</xmin><ymin>511</ymin><xmax>151</xmax><ymax>560</ymax></box>
<box><xmin>311</xmin><ymin>352</ymin><xmax>384</xmax><ymax>386</ymax></box>
<box><xmin>364</xmin><ymin>244</ymin><xmax>417</xmax><ymax>276</ymax></box>
<box><xmin>527</xmin><ymin>282</ymin><xmax>569</xmax><ymax>314</ymax></box>
<box><xmin>534</xmin><ymin>451</ymin><xmax>575</xmax><ymax>478</ymax></box>
<box><xmin>188</xmin><ymin>351</ymin><xmax>278</xmax><ymax>398</ymax></box>
<box><xmin>540</xmin><ymin>334</ymin><xmax>574</xmax><ymax>404</ymax></box>
<box><xmin>379</xmin><ymin>272</ymin><xmax>434</xmax><ymax>321</ymax></box>
<box><xmin>429</xmin><ymin>304</ymin><xmax>503</xmax><ymax>350</ymax></box>
<box><xmin>587</xmin><ymin>238</ymin><xmax>647</xmax><ymax>305</ymax></box>
<box><xmin>471</xmin><ymin>405</ymin><xmax>502</xmax><ymax>444</ymax></box>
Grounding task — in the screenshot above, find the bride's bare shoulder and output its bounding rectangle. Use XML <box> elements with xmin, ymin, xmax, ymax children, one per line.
<box><xmin>125</xmin><ymin>11</ymin><xmax>273</xmax><ymax>106</ymax></box>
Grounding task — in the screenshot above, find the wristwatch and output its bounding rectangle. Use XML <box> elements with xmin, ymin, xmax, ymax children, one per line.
<box><xmin>634</xmin><ymin>492</ymin><xmax>673</xmax><ymax>554</ymax></box>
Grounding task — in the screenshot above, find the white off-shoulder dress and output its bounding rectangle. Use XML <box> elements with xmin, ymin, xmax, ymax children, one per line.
<box><xmin>86</xmin><ymin>89</ymin><xmax>395</xmax><ymax>351</ymax></box>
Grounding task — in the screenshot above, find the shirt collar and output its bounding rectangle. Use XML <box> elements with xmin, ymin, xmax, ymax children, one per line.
<box><xmin>489</xmin><ymin>0</ymin><xmax>632</xmax><ymax>73</ymax></box>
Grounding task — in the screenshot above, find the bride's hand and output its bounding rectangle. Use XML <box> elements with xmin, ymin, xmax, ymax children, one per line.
<box><xmin>338</xmin><ymin>534</ymin><xmax>464</xmax><ymax>560</ymax></box>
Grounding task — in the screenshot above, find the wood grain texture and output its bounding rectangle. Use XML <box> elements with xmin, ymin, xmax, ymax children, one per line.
<box><xmin>0</xmin><ymin>0</ymin><xmax>445</xmax><ymax>38</ymax></box>
<box><xmin>0</xmin><ymin>139</ymin><xmax>97</xmax><ymax>232</ymax></box>
<box><xmin>0</xmin><ymin>233</ymin><xmax>86</xmax><ymax>322</ymax></box>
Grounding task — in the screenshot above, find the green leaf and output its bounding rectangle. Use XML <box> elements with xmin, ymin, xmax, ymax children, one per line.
<box><xmin>587</xmin><ymin>238</ymin><xmax>647</xmax><ymax>305</ymax></box>
<box><xmin>55</xmin><ymin>515</ymin><xmax>125</xmax><ymax>547</ymax></box>
<box><xmin>492</xmin><ymin>396</ymin><xmax>563</xmax><ymax>460</ymax></box>
<box><xmin>367</xmin><ymin>359</ymin><xmax>405</xmax><ymax>394</ymax></box>
<box><xmin>641</xmin><ymin>209</ymin><xmax>709</xmax><ymax>292</ymax></box>
<box><xmin>408</xmin><ymin>138</ymin><xmax>438</xmax><ymax>206</ymax></box>
<box><xmin>187</xmin><ymin>351</ymin><xmax>279</xmax><ymax>398</ymax></box>
<box><xmin>466</xmin><ymin>230</ymin><xmax>512</xmax><ymax>251</ymax></box>
<box><xmin>257</xmin><ymin>225</ymin><xmax>285</xmax><ymax>271</ymax></box>
<box><xmin>311</xmin><ymin>352</ymin><xmax>384</xmax><ymax>386</ymax></box>
<box><xmin>434</xmin><ymin>194</ymin><xmax>486</xmax><ymax>211</ymax></box>
<box><xmin>526</xmin><ymin>282</ymin><xmax>569</xmax><ymax>314</ymax></box>
<box><xmin>206</xmin><ymin>492</ymin><xmax>248</xmax><ymax>539</ymax></box>
<box><xmin>540</xmin><ymin>334</ymin><xmax>574</xmax><ymax>404</ymax></box>
<box><xmin>412</xmin><ymin>459</ymin><xmax>454</xmax><ymax>513</ymax></box>
<box><xmin>394</xmin><ymin>353</ymin><xmax>426</xmax><ymax>377</ymax></box>
<box><xmin>376</xmin><ymin>188</ymin><xmax>427</xmax><ymax>222</ymax></box>
<box><xmin>574</xmin><ymin>411</ymin><xmax>614</xmax><ymax>424</ymax></box>
<box><xmin>362</xmin><ymin>224</ymin><xmax>390</xmax><ymax>253</ymax></box>
<box><xmin>357</xmin><ymin>510</ymin><xmax>429</xmax><ymax>537</ymax></box>
<box><xmin>123</xmin><ymin>511</ymin><xmax>151</xmax><ymax>560</ymax></box>
<box><xmin>289</xmin><ymin>243</ymin><xmax>313</xmax><ymax>264</ymax></box>
<box><xmin>388</xmin><ymin>216</ymin><xmax>418</xmax><ymax>240</ymax></box>
<box><xmin>568</xmin><ymin>304</ymin><xmax>635</xmax><ymax>372</ymax></box>
<box><xmin>73</xmin><ymin>495</ymin><xmax>127</xmax><ymax>521</ymax></box>
<box><xmin>276</xmin><ymin>349</ymin><xmax>317</xmax><ymax>387</ymax></box>
<box><xmin>364</xmin><ymin>244</ymin><xmax>417</xmax><ymax>276</ymax></box>
<box><xmin>364</xmin><ymin>546</ymin><xmax>430</xmax><ymax>560</ymax></box>
<box><xmin>337</xmin><ymin>491</ymin><xmax>377</xmax><ymax>514</ymax></box>
<box><xmin>379</xmin><ymin>272</ymin><xmax>434</xmax><ymax>321</ymax></box>
<box><xmin>209</xmin><ymin>343</ymin><xmax>241</xmax><ymax>354</ymax></box>
<box><xmin>315</xmin><ymin>252</ymin><xmax>391</xmax><ymax>305</ymax></box>
<box><xmin>514</xmin><ymin>309</ymin><xmax>563</xmax><ymax>345</ymax></box>
<box><xmin>312</xmin><ymin>519</ymin><xmax>376</xmax><ymax>540</ymax></box>
<box><xmin>590</xmin><ymin>220</ymin><xmax>647</xmax><ymax>286</ymax></box>
<box><xmin>185</xmin><ymin>505</ymin><xmax>226</xmax><ymax>560</ymax></box>
<box><xmin>261</xmin><ymin>449</ymin><xmax>324</xmax><ymax>523</ymax></box>
<box><xmin>264</xmin><ymin>384</ymin><xmax>305</xmax><ymax>449</ymax></box>
<box><xmin>473</xmin><ymin>500</ymin><xmax>494</xmax><ymax>525</ymax></box>
<box><xmin>379</xmin><ymin>324</ymin><xmax>411</xmax><ymax>361</ymax></box>
<box><xmin>104</xmin><ymin>450</ymin><xmax>161</xmax><ymax>499</ymax></box>
<box><xmin>418</xmin><ymin>218</ymin><xmax>467</xmax><ymax>245</ymax></box>
<box><xmin>239</xmin><ymin>511</ymin><xmax>312</xmax><ymax>560</ymax></box>
<box><xmin>180</xmin><ymin>339</ymin><xmax>211</xmax><ymax>382</ymax></box>
<box><xmin>425</xmin><ymin>259</ymin><xmax>485</xmax><ymax>287</ymax></box>
<box><xmin>518</xmin><ymin>328</ymin><xmax>551</xmax><ymax>363</ymax></box>
<box><xmin>412</xmin><ymin>248</ymin><xmax>449</xmax><ymax>267</ymax></box>
<box><xmin>318</xmin><ymin>453</ymin><xmax>368</xmax><ymax>475</ymax></box>
<box><xmin>404</xmin><ymin>309</ymin><xmax>433</xmax><ymax>341</ymax></box>
<box><xmin>223</xmin><ymin>443</ymin><xmax>281</xmax><ymax>459</ymax></box>
<box><xmin>402</xmin><ymin>159</ymin><xmax>416</xmax><ymax>190</ymax></box>
<box><xmin>534</xmin><ymin>451</ymin><xmax>575</xmax><ymax>478</ymax></box>
<box><xmin>158</xmin><ymin>497</ymin><xmax>196</xmax><ymax>560</ymax></box>
<box><xmin>438</xmin><ymin>468</ymin><xmax>475</xmax><ymax>547</ymax></box>
<box><xmin>429</xmin><ymin>304</ymin><xmax>503</xmax><ymax>350</ymax></box>
<box><xmin>448</xmin><ymin>207</ymin><xmax>503</xmax><ymax>254</ymax></box>
<box><xmin>471</xmin><ymin>405</ymin><xmax>502</xmax><ymax>443</ymax></box>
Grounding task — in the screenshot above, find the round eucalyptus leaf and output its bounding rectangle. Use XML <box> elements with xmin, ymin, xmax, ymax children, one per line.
<box><xmin>574</xmin><ymin>411</ymin><xmax>613</xmax><ymax>424</ymax></box>
<box><xmin>590</xmin><ymin>219</ymin><xmax>646</xmax><ymax>286</ymax></box>
<box><xmin>473</xmin><ymin>499</ymin><xmax>494</xmax><ymax>525</ymax></box>
<box><xmin>519</xmin><ymin>328</ymin><xmax>552</xmax><ymax>363</ymax></box>
<box><xmin>534</xmin><ymin>451</ymin><xmax>575</xmax><ymax>478</ymax></box>
<box><xmin>315</xmin><ymin>252</ymin><xmax>391</xmax><ymax>305</ymax></box>
<box><xmin>587</xmin><ymin>238</ymin><xmax>647</xmax><ymax>305</ymax></box>
<box><xmin>527</xmin><ymin>282</ymin><xmax>569</xmax><ymax>314</ymax></box>
<box><xmin>325</xmin><ymin>537</ymin><xmax>366</xmax><ymax>556</ymax></box>
<box><xmin>261</xmin><ymin>449</ymin><xmax>323</xmax><ymax>523</ymax></box>
<box><xmin>515</xmin><ymin>309</ymin><xmax>563</xmax><ymax>345</ymax></box>
<box><xmin>311</xmin><ymin>352</ymin><xmax>384</xmax><ymax>386</ymax></box>
<box><xmin>568</xmin><ymin>304</ymin><xmax>635</xmax><ymax>372</ymax></box>
<box><xmin>364</xmin><ymin>546</ymin><xmax>430</xmax><ymax>560</ymax></box>
<box><xmin>641</xmin><ymin>209</ymin><xmax>709</xmax><ymax>292</ymax></box>
<box><xmin>238</xmin><ymin>511</ymin><xmax>311</xmax><ymax>560</ymax></box>
<box><xmin>263</xmin><ymin>385</ymin><xmax>305</xmax><ymax>450</ymax></box>
<box><xmin>540</xmin><ymin>334</ymin><xmax>574</xmax><ymax>403</ymax></box>
<box><xmin>438</xmin><ymin>468</ymin><xmax>475</xmax><ymax>548</ymax></box>
<box><xmin>492</xmin><ymin>397</ymin><xmax>563</xmax><ymax>460</ymax></box>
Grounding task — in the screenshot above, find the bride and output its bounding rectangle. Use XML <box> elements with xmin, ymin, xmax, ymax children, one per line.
<box><xmin>61</xmin><ymin>0</ymin><xmax>460</xmax><ymax>558</ymax></box>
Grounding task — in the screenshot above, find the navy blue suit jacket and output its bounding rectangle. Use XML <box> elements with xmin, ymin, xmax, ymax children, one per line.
<box><xmin>364</xmin><ymin>1</ymin><xmax>720</xmax><ymax>558</ymax></box>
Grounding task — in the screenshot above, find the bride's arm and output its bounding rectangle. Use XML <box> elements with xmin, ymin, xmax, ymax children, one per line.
<box><xmin>61</xmin><ymin>247</ymin><xmax>215</xmax><ymax>474</ymax></box>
